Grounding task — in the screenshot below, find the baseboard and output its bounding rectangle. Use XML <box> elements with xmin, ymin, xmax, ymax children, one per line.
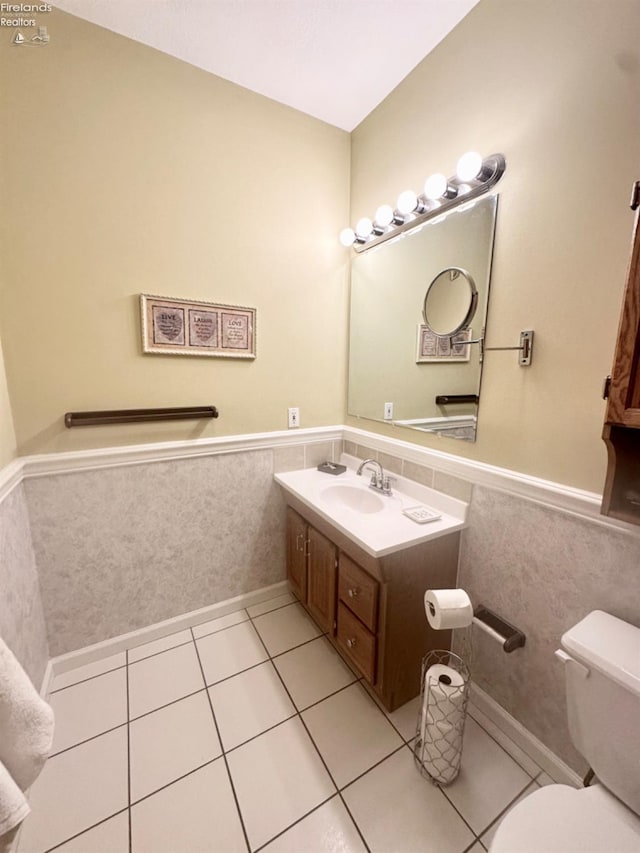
<box><xmin>470</xmin><ymin>682</ymin><xmax>582</xmax><ymax>787</ymax></box>
<box><xmin>48</xmin><ymin>581</ymin><xmax>289</xmax><ymax>676</ymax></box>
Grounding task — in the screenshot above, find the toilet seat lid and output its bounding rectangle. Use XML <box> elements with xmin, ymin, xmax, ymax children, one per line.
<box><xmin>489</xmin><ymin>784</ymin><xmax>640</xmax><ymax>853</ymax></box>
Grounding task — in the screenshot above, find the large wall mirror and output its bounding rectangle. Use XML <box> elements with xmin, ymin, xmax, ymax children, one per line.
<box><xmin>347</xmin><ymin>195</ymin><xmax>498</xmax><ymax>442</ymax></box>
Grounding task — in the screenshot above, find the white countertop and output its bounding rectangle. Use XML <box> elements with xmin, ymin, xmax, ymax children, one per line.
<box><xmin>274</xmin><ymin>454</ymin><xmax>467</xmax><ymax>558</ymax></box>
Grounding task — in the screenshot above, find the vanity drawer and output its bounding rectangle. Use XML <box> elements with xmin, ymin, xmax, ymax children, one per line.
<box><xmin>337</xmin><ymin>602</ymin><xmax>376</xmax><ymax>683</ymax></box>
<box><xmin>338</xmin><ymin>554</ymin><xmax>378</xmax><ymax>632</ymax></box>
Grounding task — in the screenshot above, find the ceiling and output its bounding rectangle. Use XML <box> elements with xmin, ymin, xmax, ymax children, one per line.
<box><xmin>53</xmin><ymin>0</ymin><xmax>480</xmax><ymax>131</ymax></box>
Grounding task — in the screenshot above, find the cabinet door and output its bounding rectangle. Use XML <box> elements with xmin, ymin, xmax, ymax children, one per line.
<box><xmin>306</xmin><ymin>526</ymin><xmax>337</xmax><ymax>634</ymax></box>
<box><xmin>606</xmin><ymin>191</ymin><xmax>640</xmax><ymax>428</ymax></box>
<box><xmin>286</xmin><ymin>508</ymin><xmax>307</xmax><ymax>602</ymax></box>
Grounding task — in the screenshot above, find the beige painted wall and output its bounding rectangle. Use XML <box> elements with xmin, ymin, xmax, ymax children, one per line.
<box><xmin>0</xmin><ymin>337</ymin><xmax>17</xmax><ymax>466</ymax></box>
<box><xmin>0</xmin><ymin>9</ymin><xmax>349</xmax><ymax>455</ymax></box>
<box><xmin>349</xmin><ymin>0</ymin><xmax>640</xmax><ymax>493</ymax></box>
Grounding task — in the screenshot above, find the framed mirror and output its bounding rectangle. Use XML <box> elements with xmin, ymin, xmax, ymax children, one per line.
<box><xmin>347</xmin><ymin>195</ymin><xmax>498</xmax><ymax>442</ymax></box>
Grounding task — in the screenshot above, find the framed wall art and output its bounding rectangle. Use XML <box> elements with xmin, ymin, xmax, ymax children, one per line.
<box><xmin>140</xmin><ymin>295</ymin><xmax>256</xmax><ymax>359</ymax></box>
<box><xmin>416</xmin><ymin>325</ymin><xmax>472</xmax><ymax>363</ymax></box>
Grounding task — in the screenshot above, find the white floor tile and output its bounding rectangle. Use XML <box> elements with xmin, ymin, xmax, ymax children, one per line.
<box><xmin>343</xmin><ymin>747</ymin><xmax>475</xmax><ymax>853</ymax></box>
<box><xmin>227</xmin><ymin>716</ymin><xmax>335</xmax><ymax>850</ymax></box>
<box><xmin>262</xmin><ymin>795</ymin><xmax>367</xmax><ymax>853</ymax></box>
<box><xmin>127</xmin><ymin>629</ymin><xmax>192</xmax><ymax>663</ymax></box>
<box><xmin>49</xmin><ymin>668</ymin><xmax>127</xmax><ymax>754</ymax></box>
<box><xmin>274</xmin><ymin>636</ymin><xmax>357</xmax><ymax>710</ymax></box>
<box><xmin>480</xmin><ymin>781</ymin><xmax>538</xmax><ymax>849</ymax></box>
<box><xmin>129</xmin><ymin>691</ymin><xmax>222</xmax><ymax>802</ymax></box>
<box><xmin>17</xmin><ymin>727</ymin><xmax>128</xmax><ymax>853</ymax></box>
<box><xmin>192</xmin><ymin>608</ymin><xmax>249</xmax><ymax>639</ymax></box>
<box><xmin>49</xmin><ymin>652</ymin><xmax>126</xmax><ymax>692</ymax></box>
<box><xmin>302</xmin><ymin>683</ymin><xmax>403</xmax><ymax>788</ymax></box>
<box><xmin>385</xmin><ymin>694</ymin><xmax>422</xmax><ymax>742</ymax></box>
<box><xmin>442</xmin><ymin>717</ymin><xmax>532</xmax><ymax>835</ymax></box>
<box><xmin>208</xmin><ymin>661</ymin><xmax>295</xmax><ymax>751</ymax></box>
<box><xmin>196</xmin><ymin>620</ymin><xmax>268</xmax><ymax>685</ymax></box>
<box><xmin>128</xmin><ymin>642</ymin><xmax>204</xmax><ymax>719</ymax></box>
<box><xmin>247</xmin><ymin>592</ymin><xmax>296</xmax><ymax>618</ymax></box>
<box><xmin>53</xmin><ymin>810</ymin><xmax>129</xmax><ymax>852</ymax></box>
<box><xmin>252</xmin><ymin>603</ymin><xmax>322</xmax><ymax>656</ymax></box>
<box><xmin>131</xmin><ymin>759</ymin><xmax>246</xmax><ymax>853</ymax></box>
<box><xmin>468</xmin><ymin>701</ymin><xmax>542</xmax><ymax>778</ymax></box>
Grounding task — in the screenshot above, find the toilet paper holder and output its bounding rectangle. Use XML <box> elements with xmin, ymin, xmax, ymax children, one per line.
<box><xmin>473</xmin><ymin>605</ymin><xmax>526</xmax><ymax>653</ymax></box>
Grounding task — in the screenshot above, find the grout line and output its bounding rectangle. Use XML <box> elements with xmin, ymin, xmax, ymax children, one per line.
<box><xmin>250</xmin><ymin>620</ymin><xmax>372</xmax><ymax>853</ymax></box>
<box><xmin>48</xmin><ymin>663</ymin><xmax>128</xmax><ymax>695</ymax></box>
<box><xmin>48</xmin><ymin>721</ymin><xmax>128</xmax><ymax>759</ymax></box>
<box><xmin>250</xmin><ymin>793</ymin><xmax>337</xmax><ymax>853</ymax></box>
<box><xmin>125</xmin><ymin>649</ymin><xmax>132</xmax><ymax>853</ymax></box>
<box><xmin>128</xmin><ymin>756</ymin><xmax>222</xmax><ymax>808</ymax></box>
<box><xmin>471</xmin><ymin>777</ymin><xmax>537</xmax><ymax>843</ymax></box>
<box><xmin>42</xmin><ymin>808</ymin><xmax>130</xmax><ymax>853</ymax></box>
<box><xmin>338</xmin><ymin>741</ymin><xmax>408</xmax><ymax>794</ymax></box>
<box><xmin>466</xmin><ymin>706</ymin><xmax>543</xmax><ymax>780</ymax></box>
<box><xmin>190</xmin><ymin>626</ymin><xmax>252</xmax><ymax>853</ymax></box>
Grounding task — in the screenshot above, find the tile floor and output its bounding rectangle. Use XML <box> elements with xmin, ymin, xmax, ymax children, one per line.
<box><xmin>17</xmin><ymin>593</ymin><xmax>556</xmax><ymax>853</ymax></box>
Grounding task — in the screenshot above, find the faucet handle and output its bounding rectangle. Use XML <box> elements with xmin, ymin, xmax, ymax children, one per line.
<box><xmin>382</xmin><ymin>475</ymin><xmax>396</xmax><ymax>494</ymax></box>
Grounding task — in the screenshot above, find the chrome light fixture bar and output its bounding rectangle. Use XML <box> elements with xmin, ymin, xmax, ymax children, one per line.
<box><xmin>340</xmin><ymin>152</ymin><xmax>506</xmax><ymax>254</ymax></box>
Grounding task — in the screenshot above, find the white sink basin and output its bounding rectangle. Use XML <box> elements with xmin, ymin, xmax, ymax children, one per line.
<box><xmin>321</xmin><ymin>484</ymin><xmax>385</xmax><ymax>514</ymax></box>
<box><xmin>275</xmin><ymin>456</ymin><xmax>468</xmax><ymax>558</ymax></box>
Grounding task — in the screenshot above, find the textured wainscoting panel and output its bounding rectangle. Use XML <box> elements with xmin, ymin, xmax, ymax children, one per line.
<box><xmin>25</xmin><ymin>449</ymin><xmax>286</xmax><ymax>656</ymax></box>
<box><xmin>0</xmin><ymin>483</ymin><xmax>49</xmax><ymax>686</ymax></box>
<box><xmin>456</xmin><ymin>485</ymin><xmax>640</xmax><ymax>771</ymax></box>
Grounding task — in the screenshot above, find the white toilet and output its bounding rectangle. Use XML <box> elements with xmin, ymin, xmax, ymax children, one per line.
<box><xmin>490</xmin><ymin>609</ymin><xmax>640</xmax><ymax>853</ymax></box>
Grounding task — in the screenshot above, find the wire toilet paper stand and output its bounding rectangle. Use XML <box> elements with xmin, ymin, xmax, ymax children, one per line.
<box><xmin>414</xmin><ymin>649</ymin><xmax>470</xmax><ymax>786</ymax></box>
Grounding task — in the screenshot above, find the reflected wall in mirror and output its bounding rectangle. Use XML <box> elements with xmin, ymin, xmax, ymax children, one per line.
<box><xmin>347</xmin><ymin>195</ymin><xmax>498</xmax><ymax>442</ymax></box>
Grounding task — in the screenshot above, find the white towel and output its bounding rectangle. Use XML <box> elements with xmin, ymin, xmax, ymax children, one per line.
<box><xmin>0</xmin><ymin>760</ymin><xmax>29</xmax><ymax>838</ymax></box>
<box><xmin>0</xmin><ymin>638</ymin><xmax>54</xmax><ymax>837</ymax></box>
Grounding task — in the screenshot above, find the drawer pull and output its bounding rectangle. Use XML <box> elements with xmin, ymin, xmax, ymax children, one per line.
<box><xmin>347</xmin><ymin>587</ymin><xmax>360</xmax><ymax>599</ymax></box>
<box><xmin>296</xmin><ymin>533</ymin><xmax>304</xmax><ymax>552</ymax></box>
<box><xmin>346</xmin><ymin>637</ymin><xmax>357</xmax><ymax>648</ymax></box>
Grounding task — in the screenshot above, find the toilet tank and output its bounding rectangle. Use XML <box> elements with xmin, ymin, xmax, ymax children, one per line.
<box><xmin>560</xmin><ymin>610</ymin><xmax>640</xmax><ymax>814</ymax></box>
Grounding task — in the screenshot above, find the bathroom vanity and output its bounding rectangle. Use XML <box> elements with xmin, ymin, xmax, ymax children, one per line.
<box><xmin>275</xmin><ymin>461</ymin><xmax>467</xmax><ymax>711</ymax></box>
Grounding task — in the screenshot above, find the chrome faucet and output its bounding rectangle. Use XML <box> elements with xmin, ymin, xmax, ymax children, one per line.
<box><xmin>356</xmin><ymin>458</ymin><xmax>393</xmax><ymax>495</ymax></box>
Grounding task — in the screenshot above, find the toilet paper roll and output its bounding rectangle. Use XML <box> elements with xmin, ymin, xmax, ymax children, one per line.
<box><xmin>424</xmin><ymin>589</ymin><xmax>473</xmax><ymax>631</ymax></box>
<box><xmin>424</xmin><ymin>663</ymin><xmax>466</xmax><ymax>721</ymax></box>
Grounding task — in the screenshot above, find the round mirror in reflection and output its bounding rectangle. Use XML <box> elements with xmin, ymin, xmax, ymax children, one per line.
<box><xmin>422</xmin><ymin>267</ymin><xmax>478</xmax><ymax>337</ymax></box>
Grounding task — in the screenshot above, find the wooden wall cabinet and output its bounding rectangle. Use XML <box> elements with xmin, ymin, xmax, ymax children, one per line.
<box><xmin>602</xmin><ymin>182</ymin><xmax>640</xmax><ymax>523</ymax></box>
<box><xmin>284</xmin><ymin>499</ymin><xmax>459</xmax><ymax>712</ymax></box>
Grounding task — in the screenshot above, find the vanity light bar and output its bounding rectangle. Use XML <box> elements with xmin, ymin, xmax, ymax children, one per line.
<box><xmin>340</xmin><ymin>152</ymin><xmax>506</xmax><ymax>253</ymax></box>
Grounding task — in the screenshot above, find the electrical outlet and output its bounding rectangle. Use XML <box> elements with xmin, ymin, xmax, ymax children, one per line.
<box><xmin>384</xmin><ymin>402</ymin><xmax>393</xmax><ymax>420</ymax></box>
<box><xmin>288</xmin><ymin>407</ymin><xmax>300</xmax><ymax>428</ymax></box>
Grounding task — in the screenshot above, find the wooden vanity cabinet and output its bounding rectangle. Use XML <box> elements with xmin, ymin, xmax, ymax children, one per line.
<box><xmin>284</xmin><ymin>499</ymin><xmax>459</xmax><ymax>712</ymax></box>
<box><xmin>285</xmin><ymin>507</ymin><xmax>337</xmax><ymax>635</ymax></box>
<box><xmin>602</xmin><ymin>182</ymin><xmax>640</xmax><ymax>523</ymax></box>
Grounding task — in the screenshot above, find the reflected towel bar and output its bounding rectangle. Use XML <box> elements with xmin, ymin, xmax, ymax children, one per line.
<box><xmin>64</xmin><ymin>406</ymin><xmax>219</xmax><ymax>428</ymax></box>
<box><xmin>473</xmin><ymin>605</ymin><xmax>526</xmax><ymax>653</ymax></box>
<box><xmin>435</xmin><ymin>395</ymin><xmax>479</xmax><ymax>405</ymax></box>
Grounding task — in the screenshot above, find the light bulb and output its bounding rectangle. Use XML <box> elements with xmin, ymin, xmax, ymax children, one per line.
<box><xmin>456</xmin><ymin>151</ymin><xmax>483</xmax><ymax>182</ymax></box>
<box><xmin>397</xmin><ymin>190</ymin><xmax>418</xmax><ymax>215</ymax></box>
<box><xmin>339</xmin><ymin>227</ymin><xmax>355</xmax><ymax>247</ymax></box>
<box><xmin>424</xmin><ymin>173</ymin><xmax>448</xmax><ymax>200</ymax></box>
<box><xmin>375</xmin><ymin>204</ymin><xmax>394</xmax><ymax>227</ymax></box>
<box><xmin>355</xmin><ymin>217</ymin><xmax>373</xmax><ymax>239</ymax></box>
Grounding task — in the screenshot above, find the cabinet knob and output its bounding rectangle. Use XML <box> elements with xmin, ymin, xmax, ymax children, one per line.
<box><xmin>347</xmin><ymin>587</ymin><xmax>360</xmax><ymax>599</ymax></box>
<box><xmin>346</xmin><ymin>637</ymin><xmax>357</xmax><ymax>648</ymax></box>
